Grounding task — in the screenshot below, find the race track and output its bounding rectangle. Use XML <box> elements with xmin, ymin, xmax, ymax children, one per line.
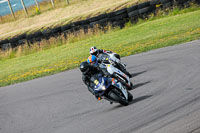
<box><xmin>1</xmin><ymin>40</ymin><xmax>200</xmax><ymax>133</ymax></box>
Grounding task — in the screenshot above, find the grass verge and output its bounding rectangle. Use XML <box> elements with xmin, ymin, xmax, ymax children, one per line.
<box><xmin>0</xmin><ymin>7</ymin><xmax>200</xmax><ymax>87</ymax></box>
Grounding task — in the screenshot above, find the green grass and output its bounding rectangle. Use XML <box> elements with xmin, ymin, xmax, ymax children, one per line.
<box><xmin>0</xmin><ymin>7</ymin><xmax>200</xmax><ymax>87</ymax></box>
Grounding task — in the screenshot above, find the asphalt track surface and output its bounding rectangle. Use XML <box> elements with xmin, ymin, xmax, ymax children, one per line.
<box><xmin>1</xmin><ymin>40</ymin><xmax>200</xmax><ymax>133</ymax></box>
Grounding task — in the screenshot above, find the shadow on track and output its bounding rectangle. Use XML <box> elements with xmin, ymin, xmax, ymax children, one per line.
<box><xmin>129</xmin><ymin>95</ymin><xmax>152</xmax><ymax>105</ymax></box>
<box><xmin>130</xmin><ymin>71</ymin><xmax>147</xmax><ymax>78</ymax></box>
<box><xmin>131</xmin><ymin>81</ymin><xmax>151</xmax><ymax>90</ymax></box>
<box><xmin>101</xmin><ymin>95</ymin><xmax>152</xmax><ymax>112</ymax></box>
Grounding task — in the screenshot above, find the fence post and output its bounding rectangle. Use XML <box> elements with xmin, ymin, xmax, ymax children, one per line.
<box><xmin>66</xmin><ymin>0</ymin><xmax>69</xmax><ymax>5</ymax></box>
<box><xmin>7</xmin><ymin>0</ymin><xmax>15</xmax><ymax>20</ymax></box>
<box><xmin>34</xmin><ymin>0</ymin><xmax>40</xmax><ymax>10</ymax></box>
<box><xmin>21</xmin><ymin>0</ymin><xmax>28</xmax><ymax>17</ymax></box>
<box><xmin>50</xmin><ymin>0</ymin><xmax>55</xmax><ymax>8</ymax></box>
<box><xmin>0</xmin><ymin>15</ymin><xmax>2</xmax><ymax>22</ymax></box>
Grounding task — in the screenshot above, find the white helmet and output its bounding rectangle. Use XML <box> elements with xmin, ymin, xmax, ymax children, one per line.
<box><xmin>89</xmin><ymin>46</ymin><xmax>98</xmax><ymax>55</ymax></box>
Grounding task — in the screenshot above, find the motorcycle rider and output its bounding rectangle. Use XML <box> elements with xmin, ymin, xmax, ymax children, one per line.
<box><xmin>89</xmin><ymin>46</ymin><xmax>132</xmax><ymax>77</ymax></box>
<box><xmin>80</xmin><ymin>61</ymin><xmax>107</xmax><ymax>100</ymax></box>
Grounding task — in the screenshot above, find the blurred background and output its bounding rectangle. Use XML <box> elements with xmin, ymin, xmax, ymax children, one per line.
<box><xmin>0</xmin><ymin>0</ymin><xmax>44</xmax><ymax>16</ymax></box>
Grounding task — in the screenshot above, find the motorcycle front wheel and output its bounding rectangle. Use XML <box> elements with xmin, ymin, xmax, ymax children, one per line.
<box><xmin>108</xmin><ymin>90</ymin><xmax>129</xmax><ymax>106</ymax></box>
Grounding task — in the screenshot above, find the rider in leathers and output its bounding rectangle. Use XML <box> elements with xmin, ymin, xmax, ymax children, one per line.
<box><xmin>80</xmin><ymin>61</ymin><xmax>111</xmax><ymax>99</ymax></box>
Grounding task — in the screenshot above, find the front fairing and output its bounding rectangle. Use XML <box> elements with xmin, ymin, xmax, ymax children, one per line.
<box><xmin>106</xmin><ymin>64</ymin><xmax>131</xmax><ymax>85</ymax></box>
<box><xmin>111</xmin><ymin>79</ymin><xmax>128</xmax><ymax>100</ymax></box>
<box><xmin>93</xmin><ymin>76</ymin><xmax>111</xmax><ymax>95</ymax></box>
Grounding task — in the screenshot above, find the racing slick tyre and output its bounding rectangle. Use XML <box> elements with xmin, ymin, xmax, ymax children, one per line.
<box><xmin>125</xmin><ymin>70</ymin><xmax>132</xmax><ymax>78</ymax></box>
<box><xmin>114</xmin><ymin>54</ymin><xmax>120</xmax><ymax>60</ymax></box>
<box><xmin>109</xmin><ymin>90</ymin><xmax>129</xmax><ymax>106</ymax></box>
<box><xmin>128</xmin><ymin>91</ymin><xmax>133</xmax><ymax>102</ymax></box>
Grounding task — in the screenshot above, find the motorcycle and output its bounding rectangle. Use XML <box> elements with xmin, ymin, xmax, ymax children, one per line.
<box><xmin>98</xmin><ymin>53</ymin><xmax>132</xmax><ymax>77</ymax></box>
<box><xmin>98</xmin><ymin>56</ymin><xmax>133</xmax><ymax>90</ymax></box>
<box><xmin>91</xmin><ymin>74</ymin><xmax>133</xmax><ymax>106</ymax></box>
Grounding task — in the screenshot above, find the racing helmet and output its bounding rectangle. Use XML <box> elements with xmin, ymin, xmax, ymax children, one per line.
<box><xmin>80</xmin><ymin>61</ymin><xmax>90</xmax><ymax>74</ymax></box>
<box><xmin>89</xmin><ymin>46</ymin><xmax>98</xmax><ymax>56</ymax></box>
<box><xmin>87</xmin><ymin>55</ymin><xmax>98</xmax><ymax>66</ymax></box>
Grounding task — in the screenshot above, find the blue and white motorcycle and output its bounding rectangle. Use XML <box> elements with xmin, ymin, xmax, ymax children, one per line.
<box><xmin>98</xmin><ymin>55</ymin><xmax>133</xmax><ymax>90</ymax></box>
<box><xmin>98</xmin><ymin>52</ymin><xmax>132</xmax><ymax>77</ymax></box>
<box><xmin>91</xmin><ymin>74</ymin><xmax>133</xmax><ymax>106</ymax></box>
